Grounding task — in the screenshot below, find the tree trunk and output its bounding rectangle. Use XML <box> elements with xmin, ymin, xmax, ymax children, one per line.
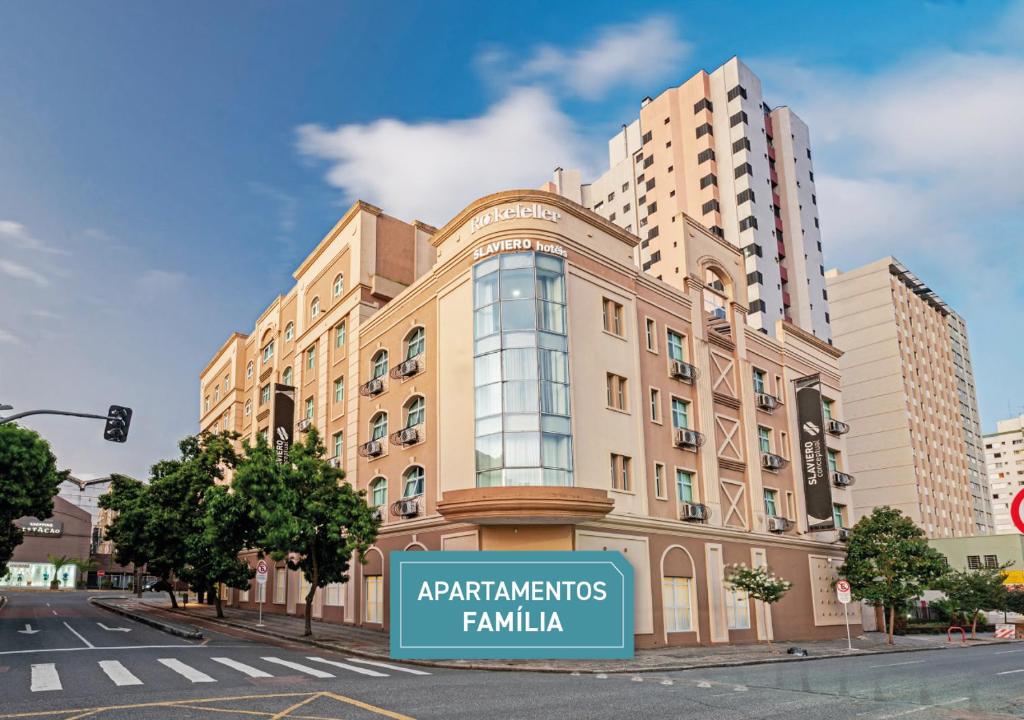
<box><xmin>166</xmin><ymin>578</ymin><xmax>178</xmax><ymax>609</ymax></box>
<box><xmin>214</xmin><ymin>593</ymin><xmax>223</xmax><ymax>618</ymax></box>
<box><xmin>887</xmin><ymin>605</ymin><xmax>896</xmax><ymax>645</ymax></box>
<box><xmin>134</xmin><ymin>568</ymin><xmax>142</xmax><ymax>598</ymax></box>
<box><xmin>970</xmin><ymin>615</ymin><xmax>977</xmax><ymax>640</ymax></box>
<box><xmin>197</xmin><ymin>587</ymin><xmax>205</xmax><ymax>605</ymax></box>
<box><xmin>207</xmin><ymin>583</ymin><xmax>216</xmax><ymax>605</ymax></box>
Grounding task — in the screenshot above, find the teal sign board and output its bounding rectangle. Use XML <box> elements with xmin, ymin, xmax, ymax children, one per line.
<box><xmin>389</xmin><ymin>550</ymin><xmax>634</xmax><ymax>659</ymax></box>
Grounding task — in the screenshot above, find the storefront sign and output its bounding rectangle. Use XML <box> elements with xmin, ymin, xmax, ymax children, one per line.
<box><xmin>16</xmin><ymin>519</ymin><xmax>63</xmax><ymax>537</ymax></box>
<box><xmin>795</xmin><ymin>374</ymin><xmax>834</xmax><ymax>531</ymax></box>
<box><xmin>470</xmin><ymin>204</ymin><xmax>561</xmax><ymax>234</ymax></box>
<box><xmin>272</xmin><ymin>384</ymin><xmax>295</xmax><ymax>464</ymax></box>
<box><xmin>472</xmin><ymin>238</ymin><xmax>568</xmax><ymax>261</ymax></box>
<box><xmin>390</xmin><ymin>550</ymin><xmax>633</xmax><ymax>659</ymax></box>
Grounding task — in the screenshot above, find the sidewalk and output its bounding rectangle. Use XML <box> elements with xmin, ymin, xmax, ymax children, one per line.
<box><xmin>100</xmin><ymin>595</ymin><xmax>1008</xmax><ymax>674</ymax></box>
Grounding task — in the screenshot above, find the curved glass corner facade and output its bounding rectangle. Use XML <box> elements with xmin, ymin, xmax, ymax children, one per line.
<box><xmin>473</xmin><ymin>252</ymin><xmax>573</xmax><ymax>487</ymax></box>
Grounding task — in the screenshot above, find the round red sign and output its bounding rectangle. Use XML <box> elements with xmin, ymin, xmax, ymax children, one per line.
<box><xmin>1011</xmin><ymin>488</ymin><xmax>1024</xmax><ymax>535</ymax></box>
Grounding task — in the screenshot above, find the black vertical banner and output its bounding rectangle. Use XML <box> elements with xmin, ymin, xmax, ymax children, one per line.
<box><xmin>273</xmin><ymin>383</ymin><xmax>295</xmax><ymax>465</ymax></box>
<box><xmin>795</xmin><ymin>374</ymin><xmax>834</xmax><ymax>530</ymax></box>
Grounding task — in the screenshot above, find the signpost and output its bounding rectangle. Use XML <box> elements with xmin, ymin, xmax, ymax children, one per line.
<box><xmin>836</xmin><ymin>578</ymin><xmax>853</xmax><ymax>651</ymax></box>
<box><xmin>255</xmin><ymin>560</ymin><xmax>269</xmax><ymax>627</ymax></box>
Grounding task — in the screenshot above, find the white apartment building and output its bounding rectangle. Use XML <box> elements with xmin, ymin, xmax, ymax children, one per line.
<box><xmin>985</xmin><ymin>416</ymin><xmax>1024</xmax><ymax>533</ymax></box>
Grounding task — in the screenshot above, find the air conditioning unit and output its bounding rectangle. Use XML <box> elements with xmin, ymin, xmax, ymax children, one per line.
<box><xmin>392</xmin><ymin>358</ymin><xmax>421</xmax><ymax>379</ymax></box>
<box><xmin>361</xmin><ymin>377</ymin><xmax>385</xmax><ymax>396</ymax></box>
<box><xmin>674</xmin><ymin>428</ymin><xmax>703</xmax><ymax>449</ymax></box>
<box><xmin>329</xmin><ymin>457</ymin><xmax>342</xmax><ymax>469</ymax></box>
<box><xmin>394</xmin><ymin>426</ymin><xmax>420</xmax><ymax>445</ymax></box>
<box><xmin>360</xmin><ymin>440</ymin><xmax>383</xmax><ymax>458</ymax></box>
<box><xmin>709</xmin><ymin>307</ymin><xmax>727</xmax><ymax>320</ymax></box>
<box><xmin>761</xmin><ymin>453</ymin><xmax>785</xmax><ymax>471</ymax></box>
<box><xmin>827</xmin><ymin>419</ymin><xmax>850</xmax><ymax>435</ymax></box>
<box><xmin>679</xmin><ymin>502</ymin><xmax>709</xmax><ymax>522</ymax></box>
<box><xmin>836</xmin><ymin>528</ymin><xmax>852</xmax><ymax>542</ymax></box>
<box><xmin>755</xmin><ymin>393</ymin><xmax>779</xmax><ymax>411</ymax></box>
<box><xmin>831</xmin><ymin>471</ymin><xmax>855</xmax><ymax>487</ymax></box>
<box><xmin>396</xmin><ymin>499</ymin><xmax>420</xmax><ymax>518</ymax></box>
<box><xmin>297</xmin><ymin>418</ymin><xmax>312</xmax><ymax>432</ymax></box>
<box><xmin>670</xmin><ymin>360</ymin><xmax>697</xmax><ymax>383</ymax></box>
<box><xmin>371</xmin><ymin>507</ymin><xmax>383</xmax><ymax>522</ymax></box>
<box><xmin>766</xmin><ymin>516</ymin><xmax>791</xmax><ymax>534</ymax></box>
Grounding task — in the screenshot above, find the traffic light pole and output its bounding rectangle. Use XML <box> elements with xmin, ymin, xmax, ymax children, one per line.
<box><xmin>0</xmin><ymin>409</ymin><xmax>110</xmax><ymax>425</ymax></box>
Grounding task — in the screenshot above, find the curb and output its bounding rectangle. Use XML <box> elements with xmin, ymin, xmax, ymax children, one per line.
<box><xmin>133</xmin><ymin>603</ymin><xmax>1014</xmax><ymax>674</ymax></box>
<box><xmin>90</xmin><ymin>598</ymin><xmax>204</xmax><ymax>640</ymax></box>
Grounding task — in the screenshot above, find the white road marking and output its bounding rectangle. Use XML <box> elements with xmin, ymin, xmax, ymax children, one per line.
<box><xmin>30</xmin><ymin>664</ymin><xmax>62</xmax><ymax>692</ymax></box>
<box><xmin>876</xmin><ymin>697</ymin><xmax>969</xmax><ymax>718</ymax></box>
<box><xmin>96</xmin><ymin>622</ymin><xmax>131</xmax><ymax>632</ymax></box>
<box><xmin>18</xmin><ymin>624</ymin><xmax>40</xmax><ymax>635</ymax></box>
<box><xmin>660</xmin><ymin>679</ymin><xmax>674</xmax><ymax>685</ymax></box>
<box><xmin>305</xmin><ymin>657</ymin><xmax>388</xmax><ymax>677</ymax></box>
<box><xmin>158</xmin><ymin>658</ymin><xmax>216</xmax><ymax>683</ymax></box>
<box><xmin>869</xmin><ymin>660</ymin><xmax>925</xmax><ymax>668</ymax></box>
<box><xmin>62</xmin><ymin>622</ymin><xmax>94</xmax><ymax>648</ymax></box>
<box><xmin>997</xmin><ymin>668</ymin><xmax>1024</xmax><ymax>675</ymax></box>
<box><xmin>631</xmin><ymin>675</ymin><xmax>643</xmax><ymax>682</ymax></box>
<box><xmin>210</xmin><ymin>657</ymin><xmax>273</xmax><ymax>678</ymax></box>
<box><xmin>595</xmin><ymin>673</ymin><xmax>607</xmax><ymax>679</ymax></box>
<box><xmin>344</xmin><ymin>657</ymin><xmax>431</xmax><ymax>675</ymax></box>
<box><xmin>98</xmin><ymin>660</ymin><xmax>143</xmax><ymax>686</ymax></box>
<box><xmin>260</xmin><ymin>657</ymin><xmax>334</xmax><ymax>679</ymax></box>
<box><xmin>697</xmin><ymin>681</ymin><xmax>712</xmax><ymax>688</ymax></box>
<box><xmin>0</xmin><ymin>644</ymin><xmax>209</xmax><ymax>657</ymax></box>
<box><xmin>46</xmin><ymin>603</ymin><xmax>50</xmax><ymax>607</ymax></box>
<box><xmin>994</xmin><ymin>649</ymin><xmax>1024</xmax><ymax>654</ymax></box>
<box><xmin>51</xmin><ymin>610</ymin><xmax>57</xmax><ymax>615</ymax></box>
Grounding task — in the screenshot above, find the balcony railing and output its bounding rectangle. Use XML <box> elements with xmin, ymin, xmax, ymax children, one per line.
<box><xmin>831</xmin><ymin>471</ymin><xmax>855</xmax><ymax>487</ymax></box>
<box><xmin>390</xmin><ymin>425</ymin><xmax>422</xmax><ymax>446</ymax></box>
<box><xmin>359</xmin><ymin>377</ymin><xmax>386</xmax><ymax>397</ymax></box>
<box><xmin>390</xmin><ymin>357</ymin><xmax>423</xmax><ymax>380</ymax></box>
<box><xmin>358</xmin><ymin>439</ymin><xmax>385</xmax><ymax>458</ymax></box>
<box><xmin>391</xmin><ymin>498</ymin><xmax>421</xmax><ymax>518</ymax></box>
<box><xmin>827</xmin><ymin>419</ymin><xmax>850</xmax><ymax>435</ymax></box>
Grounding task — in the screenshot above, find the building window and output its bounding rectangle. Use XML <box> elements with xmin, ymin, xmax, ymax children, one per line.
<box><xmin>370</xmin><ymin>477</ymin><xmax>386</xmax><ymax>507</ymax></box>
<box><xmin>676</xmin><ymin>469</ymin><xmax>694</xmax><ymax>503</ymax></box>
<box><xmin>403</xmin><ymin>466</ymin><xmax>425</xmax><ymax>497</ymax></box>
<box><xmin>966</xmin><ymin>555</ymin><xmax>981</xmax><ymax>570</ymax></box>
<box><xmin>332</xmin><ymin>431</ymin><xmax>343</xmax><ymax>460</ymax></box>
<box><xmin>737</xmin><ymin>188</ymin><xmax>755</xmax><ymax>205</ymax></box>
<box><xmin>610</xmin><ymin>453</ymin><xmax>632</xmax><ymax>491</ymax></box>
<box><xmin>666</xmin><ymin>330</ymin><xmax>686</xmax><ymax>362</ymax></box>
<box><xmin>258</xmin><ymin>427</ymin><xmax>269</xmax><ymax>442</ymax></box>
<box><xmin>606</xmin><ymin>373</ymin><xmax>628</xmax><ymax>411</ymax></box>
<box><xmin>735</xmin><ymin>163</ymin><xmax>753</xmax><ymax>179</ymax></box>
<box><xmin>246</xmin><ymin>361</ymin><xmax>253</xmax><ymax>379</ymax></box>
<box><xmin>729</xmin><ymin>111</ymin><xmax>748</xmax><ymax>127</ymax></box>
<box><xmin>645</xmin><ymin>318</ymin><xmax>657</xmax><ymax>351</ymax></box>
<box><xmin>406</xmin><ymin>327</ymin><xmax>426</xmax><ymax>359</ymax></box>
<box><xmin>725</xmin><ymin>586</ymin><xmax>751</xmax><ymax>630</ymax></box>
<box><xmin>324</xmin><ymin>583</ymin><xmax>342</xmax><ymax>607</ymax></box>
<box><xmin>641</xmin><ymin>130</ymin><xmax>653</xmax><ymax>144</ymax></box>
<box><xmin>696</xmin><ymin>123</ymin><xmax>713</xmax><ymax>139</ymax></box>
<box><xmin>602</xmin><ymin>298</ymin><xmax>625</xmax><ymax>337</ymax></box>
<box><xmin>654</xmin><ymin>463</ymin><xmax>666</xmax><ymax>498</ymax></box>
<box><xmin>364</xmin><ymin>576</ymin><xmax>383</xmax><ymax>624</ymax></box>
<box><xmin>702</xmin><ymin>199</ymin><xmax>720</xmax><ymax>215</ymax></box>
<box><xmin>371</xmin><ymin>350</ymin><xmax>389</xmax><ymax>379</ymax></box>
<box><xmin>670</xmin><ymin>398</ymin><xmax>690</xmax><ymax>430</ymax></box>
<box><xmin>764</xmin><ymin>488</ymin><xmax>779</xmax><ymax>516</ymax></box>
<box><xmin>822</xmin><ymin>398</ymin><xmax>833</xmax><ymax>420</ymax></box>
<box><xmin>832</xmin><ymin>503</ymin><xmax>846</xmax><ymax>528</ymax></box>
<box><xmin>727</xmin><ymin>85</ymin><xmax>747</xmax><ymax>101</ymax></box>
<box><xmin>310</xmin><ymin>297</ymin><xmax>320</xmax><ymax>320</ymax></box>
<box><xmin>693</xmin><ymin>97</ymin><xmax>713</xmax><ymax>113</ymax></box>
<box><xmin>650</xmin><ymin>388</ymin><xmax>661</xmax><ymax>422</ymax></box>
<box><xmin>333</xmin><ymin>273</ymin><xmax>344</xmax><ymax>297</ymax></box>
<box><xmin>335</xmin><ymin>321</ymin><xmax>346</xmax><ymax>349</ymax></box>
<box><xmin>282</xmin><ymin>366</ymin><xmax>293</xmax><ymax>386</ymax></box>
<box><xmin>984</xmin><ymin>555</ymin><xmax>998</xmax><ymax>569</ymax></box>
<box><xmin>758</xmin><ymin>426</ymin><xmax>772</xmax><ymax>454</ymax></box>
<box><xmin>273</xmin><ymin>568</ymin><xmax>286</xmax><ymax>604</ymax></box>
<box><xmin>747</xmin><ymin>271</ymin><xmax>763</xmax><ymax>286</ymax></box>
<box><xmin>697</xmin><ymin>148</ymin><xmax>716</xmax><ymax>164</ymax></box>
<box><xmin>753</xmin><ymin>368</ymin><xmax>767</xmax><ymax>394</ymax></box>
<box><xmin>262</xmin><ymin>340</ymin><xmax>274</xmax><ymax>364</ymax></box>
<box><xmin>827</xmin><ymin>448</ymin><xmax>839</xmax><ymax>473</ymax></box>
<box><xmin>244</xmin><ymin>399</ymin><xmax>251</xmax><ymax>417</ymax></box>
<box><xmin>700</xmin><ymin>173</ymin><xmax>717</xmax><ymax>189</ymax></box>
<box><xmin>306</xmin><ymin>344</ymin><xmax>316</xmax><ymax>370</ymax></box>
<box><xmin>370</xmin><ymin>412</ymin><xmax>388</xmax><ymax>441</ymax></box>
<box><xmin>739</xmin><ymin>215</ymin><xmax>758</xmax><ymax>231</ymax></box>
<box><xmin>405</xmin><ymin>395</ymin><xmax>425</xmax><ymax>427</ymax></box>
<box><xmin>334</xmin><ymin>377</ymin><xmax>344</xmax><ymax>405</ymax></box>
<box><xmin>732</xmin><ymin>137</ymin><xmax>751</xmax><ymax>153</ymax></box>
<box><xmin>284</xmin><ymin>322</ymin><xmax>294</xmax><ymax>342</ymax></box>
<box><xmin>749</xmin><ymin>299</ymin><xmax>766</xmax><ymax>314</ymax></box>
<box><xmin>663</xmin><ymin>577</ymin><xmax>693</xmax><ymax>632</ymax></box>
<box><xmin>304</xmin><ymin>397</ymin><xmax>314</xmax><ymax>421</ymax></box>
<box><xmin>259</xmin><ymin>384</ymin><xmax>271</xmax><ymax>406</ymax></box>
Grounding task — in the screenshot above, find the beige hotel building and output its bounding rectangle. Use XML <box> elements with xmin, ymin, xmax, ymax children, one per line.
<box><xmin>200</xmin><ymin>189</ymin><xmax>859</xmax><ymax>647</ymax></box>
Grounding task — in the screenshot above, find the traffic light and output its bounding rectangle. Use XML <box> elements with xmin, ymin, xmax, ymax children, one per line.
<box><xmin>103</xmin><ymin>405</ymin><xmax>132</xmax><ymax>443</ymax></box>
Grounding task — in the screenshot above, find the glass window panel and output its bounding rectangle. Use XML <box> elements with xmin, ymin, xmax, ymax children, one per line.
<box><xmin>476</xmin><ymin>415</ymin><xmax>502</xmax><ymax>437</ymax></box>
<box><xmin>475</xmin><ymin>383</ymin><xmax>502</xmax><ymax>417</ymax></box>
<box><xmin>500</xmin><ymin>252</ymin><xmax>534</xmax><ymax>270</ymax></box>
<box><xmin>504</xmin><ymin>381</ymin><xmax>538</xmax><ymax>413</ymax></box>
<box><xmin>475</xmin><ymin>353</ymin><xmax>501</xmax><ymax>385</ymax></box>
<box><xmin>539</xmin><ymin>349</ymin><xmax>568</xmax><ymax>383</ymax></box>
<box><xmin>475</xmin><ymin>305</ymin><xmax>499</xmax><ymax>339</ymax></box>
<box><xmin>475</xmin><ymin>334</ymin><xmax>501</xmax><ymax>355</ymax></box>
<box><xmin>538</xmin><ymin>301</ymin><xmax>566</xmax><ymax>334</ymax></box>
<box><xmin>502</xmin><ymin>332</ymin><xmax>536</xmax><ymax>348</ymax></box>
<box><xmin>536</xmin><ymin>266</ymin><xmax>565</xmax><ymax>303</ymax></box>
<box><xmin>500</xmin><ymin>268</ymin><xmax>535</xmax><ymax>301</ymax></box>
<box><xmin>501</xmin><ymin>300</ymin><xmax>535</xmax><ymax>331</ymax></box>
<box><xmin>503</xmin><ymin>413</ymin><xmax>538</xmax><ymax>432</ymax></box>
<box><xmin>477</xmin><ymin>470</ymin><xmax>503</xmax><ymax>487</ymax></box>
<box><xmin>504</xmin><ymin>432</ymin><xmax>540</xmax><ymax>466</ymax></box>
<box><xmin>475</xmin><ymin>434</ymin><xmax>503</xmax><ymax>471</ymax></box>
<box><xmin>538</xmin><ymin>332</ymin><xmax>567</xmax><ymax>350</ymax></box>
<box><xmin>542</xmin><ymin>433</ymin><xmax>572</xmax><ymax>469</ymax></box>
<box><xmin>503</xmin><ymin>348</ymin><xmax>538</xmax><ymax>380</ymax></box>
<box><xmin>543</xmin><ymin>469</ymin><xmax>571</xmax><ymax>487</ymax></box>
<box><xmin>541</xmin><ymin>415</ymin><xmax>572</xmax><ymax>435</ymax></box>
<box><xmin>541</xmin><ymin>382</ymin><xmax>570</xmax><ymax>416</ymax></box>
<box><xmin>474</xmin><ymin>270</ymin><xmax>498</xmax><ymax>309</ymax></box>
<box><xmin>504</xmin><ymin>468</ymin><xmax>543</xmax><ymax>486</ymax></box>
<box><xmin>536</xmin><ymin>254</ymin><xmax>563</xmax><ymax>274</ymax></box>
<box><xmin>475</xmin><ymin>257</ymin><xmax>499</xmax><ymax>277</ymax></box>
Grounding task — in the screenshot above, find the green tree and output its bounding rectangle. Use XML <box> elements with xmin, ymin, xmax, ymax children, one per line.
<box><xmin>0</xmin><ymin>424</ymin><xmax>65</xmax><ymax>577</ymax></box>
<box><xmin>934</xmin><ymin>566</ymin><xmax>1009</xmax><ymax>638</ymax></box>
<box><xmin>234</xmin><ymin>428</ymin><xmax>379</xmax><ymax>636</ymax></box>
<box><xmin>196</xmin><ymin>484</ymin><xmax>256</xmax><ymax>618</ymax></box>
<box><xmin>46</xmin><ymin>554</ymin><xmax>72</xmax><ymax>589</ymax></box>
<box><xmin>840</xmin><ymin>506</ymin><xmax>948</xmax><ymax>644</ymax></box>
<box><xmin>70</xmin><ymin>557</ymin><xmax>99</xmax><ymax>589</ymax></box>
<box><xmin>725</xmin><ymin>564</ymin><xmax>793</xmax><ymax>650</ymax></box>
<box><xmin>100</xmin><ymin>474</ymin><xmax>157</xmax><ymax>600</ymax></box>
<box><xmin>1007</xmin><ymin>589</ymin><xmax>1024</xmax><ymax>617</ymax></box>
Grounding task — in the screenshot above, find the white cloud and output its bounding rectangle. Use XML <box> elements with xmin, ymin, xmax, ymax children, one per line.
<box><xmin>138</xmin><ymin>269</ymin><xmax>185</xmax><ymax>293</ymax></box>
<box><xmin>297</xmin><ymin>87</ymin><xmax>587</xmax><ymax>224</ymax></box>
<box><xmin>0</xmin><ymin>258</ymin><xmax>49</xmax><ymax>286</ymax></box>
<box><xmin>0</xmin><ymin>328</ymin><xmax>21</xmax><ymax>345</ymax></box>
<box><xmin>511</xmin><ymin>17</ymin><xmax>690</xmax><ymax>100</ymax></box>
<box><xmin>31</xmin><ymin>309</ymin><xmax>63</xmax><ymax>321</ymax></box>
<box><xmin>0</xmin><ymin>220</ymin><xmax>66</xmax><ymax>254</ymax></box>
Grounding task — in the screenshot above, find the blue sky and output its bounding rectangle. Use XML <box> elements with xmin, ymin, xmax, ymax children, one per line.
<box><xmin>2</xmin><ymin>1</ymin><xmax>1022</xmax><ymax>478</ymax></box>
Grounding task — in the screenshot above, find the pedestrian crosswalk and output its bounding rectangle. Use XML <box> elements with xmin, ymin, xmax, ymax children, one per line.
<box><xmin>26</xmin><ymin>654</ymin><xmax>429</xmax><ymax>692</ymax></box>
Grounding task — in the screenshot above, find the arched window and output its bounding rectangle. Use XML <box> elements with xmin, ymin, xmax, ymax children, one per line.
<box><xmin>262</xmin><ymin>339</ymin><xmax>274</xmax><ymax>364</ymax></box>
<box><xmin>370</xmin><ymin>412</ymin><xmax>388</xmax><ymax>441</ymax></box>
<box><xmin>405</xmin><ymin>396</ymin><xmax>425</xmax><ymax>428</ymax></box>
<box><xmin>310</xmin><ymin>297</ymin><xmax>320</xmax><ymax>320</ymax></box>
<box><xmin>285</xmin><ymin>322</ymin><xmax>294</xmax><ymax>341</ymax></box>
<box><xmin>403</xmin><ymin>466</ymin><xmax>425</xmax><ymax>498</ymax></box>
<box><xmin>282</xmin><ymin>366</ymin><xmax>293</xmax><ymax>386</ymax></box>
<box><xmin>370</xmin><ymin>477</ymin><xmax>387</xmax><ymax>507</ymax></box>
<box><xmin>246</xmin><ymin>361</ymin><xmax>253</xmax><ymax>379</ymax></box>
<box><xmin>244</xmin><ymin>399</ymin><xmax>251</xmax><ymax>417</ymax></box>
<box><xmin>405</xmin><ymin>327</ymin><xmax>425</xmax><ymax>360</ymax></box>
<box><xmin>371</xmin><ymin>350</ymin><xmax>389</xmax><ymax>379</ymax></box>
<box><xmin>333</xmin><ymin>273</ymin><xmax>344</xmax><ymax>298</ymax></box>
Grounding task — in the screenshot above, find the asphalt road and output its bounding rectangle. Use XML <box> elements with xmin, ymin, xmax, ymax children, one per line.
<box><xmin>2</xmin><ymin>591</ymin><xmax>1023</xmax><ymax>719</ymax></box>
